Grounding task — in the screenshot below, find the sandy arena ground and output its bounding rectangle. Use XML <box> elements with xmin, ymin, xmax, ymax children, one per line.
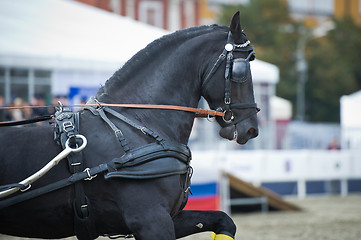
<box><xmin>1</xmin><ymin>194</ymin><xmax>360</xmax><ymax>240</ymax></box>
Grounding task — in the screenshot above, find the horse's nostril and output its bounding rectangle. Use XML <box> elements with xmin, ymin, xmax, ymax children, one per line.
<box><xmin>247</xmin><ymin>128</ymin><xmax>258</xmax><ymax>138</ymax></box>
<box><xmin>248</xmin><ymin>128</ymin><xmax>255</xmax><ymax>133</ymax></box>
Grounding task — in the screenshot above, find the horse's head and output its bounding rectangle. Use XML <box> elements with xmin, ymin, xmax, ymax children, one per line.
<box><xmin>201</xmin><ymin>12</ymin><xmax>259</xmax><ymax>144</ymax></box>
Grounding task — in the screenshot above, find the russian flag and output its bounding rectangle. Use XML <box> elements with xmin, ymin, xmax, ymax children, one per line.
<box><xmin>184</xmin><ymin>182</ymin><xmax>220</xmax><ymax>210</ymax></box>
<box><xmin>183</xmin><ymin>151</ymin><xmax>221</xmax><ymax>211</ymax></box>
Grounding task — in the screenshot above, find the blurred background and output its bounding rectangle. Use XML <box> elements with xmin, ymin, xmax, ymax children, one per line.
<box><xmin>0</xmin><ymin>0</ymin><xmax>361</xmax><ymax>212</ymax></box>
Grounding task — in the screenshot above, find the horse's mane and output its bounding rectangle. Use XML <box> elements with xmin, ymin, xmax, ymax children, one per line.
<box><xmin>96</xmin><ymin>24</ymin><xmax>229</xmax><ymax>97</ymax></box>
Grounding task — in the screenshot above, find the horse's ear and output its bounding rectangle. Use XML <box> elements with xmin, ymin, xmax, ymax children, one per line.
<box><xmin>229</xmin><ymin>11</ymin><xmax>242</xmax><ymax>43</ymax></box>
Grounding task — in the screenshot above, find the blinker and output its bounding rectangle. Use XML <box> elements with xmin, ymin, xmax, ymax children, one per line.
<box><xmin>231</xmin><ymin>58</ymin><xmax>251</xmax><ymax>83</ymax></box>
<box><xmin>230</xmin><ymin>51</ymin><xmax>254</xmax><ymax>83</ymax></box>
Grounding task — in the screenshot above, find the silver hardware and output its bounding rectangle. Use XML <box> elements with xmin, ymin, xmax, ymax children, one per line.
<box><xmin>102</xmin><ymin>234</ymin><xmax>134</xmax><ymax>239</ymax></box>
<box><xmin>83</xmin><ymin>168</ymin><xmax>97</xmax><ymax>181</ymax></box>
<box><xmin>222</xmin><ymin>110</ymin><xmax>234</xmax><ymax>123</ymax></box>
<box><xmin>63</xmin><ymin>121</ymin><xmax>74</xmax><ymax>132</ymax></box>
<box><xmin>207</xmin><ymin>110</ymin><xmax>218</xmax><ymax>122</ymax></box>
<box><xmin>56</xmin><ymin>112</ymin><xmax>71</xmax><ymax>121</ymax></box>
<box><xmin>94</xmin><ymin>98</ymin><xmax>103</xmax><ymax>109</ymax></box>
<box><xmin>57</xmin><ymin>101</ymin><xmax>64</xmax><ymax>111</ymax></box>
<box><xmin>196</xmin><ymin>223</ymin><xmax>203</xmax><ymax>229</ymax></box>
<box><xmin>225</xmin><ymin>43</ymin><xmax>234</xmax><ymax>51</ymax></box>
<box><xmin>140</xmin><ymin>127</ymin><xmax>147</xmax><ymax>135</ymax></box>
<box><xmin>233</xmin><ymin>130</ymin><xmax>238</xmax><ymax>141</ymax></box>
<box><xmin>207</xmin><ymin>114</ymin><xmax>216</xmax><ymax>122</ymax></box>
<box><xmin>0</xmin><ymin>135</ymin><xmax>87</xmax><ymax>198</ymax></box>
<box><xmin>20</xmin><ymin>184</ymin><xmax>31</xmax><ymax>192</ymax></box>
<box><xmin>234</xmin><ymin>40</ymin><xmax>250</xmax><ymax>48</ymax></box>
<box><xmin>114</xmin><ymin>129</ymin><xmax>122</xmax><ymax>137</ymax></box>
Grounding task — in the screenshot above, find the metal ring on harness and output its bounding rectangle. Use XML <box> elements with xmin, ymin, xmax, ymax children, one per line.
<box><xmin>65</xmin><ymin>134</ymin><xmax>87</xmax><ymax>153</ymax></box>
<box><xmin>206</xmin><ymin>110</ymin><xmax>220</xmax><ymax>122</ymax></box>
<box><xmin>222</xmin><ymin>109</ymin><xmax>234</xmax><ymax>124</ymax></box>
<box><xmin>0</xmin><ymin>134</ymin><xmax>87</xmax><ymax>199</ymax></box>
<box><xmin>207</xmin><ymin>114</ymin><xmax>216</xmax><ymax>122</ymax></box>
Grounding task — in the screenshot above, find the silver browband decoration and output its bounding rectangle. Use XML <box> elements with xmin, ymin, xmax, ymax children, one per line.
<box><xmin>234</xmin><ymin>40</ymin><xmax>250</xmax><ymax>48</ymax></box>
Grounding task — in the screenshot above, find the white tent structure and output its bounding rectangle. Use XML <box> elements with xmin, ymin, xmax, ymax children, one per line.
<box><xmin>0</xmin><ymin>0</ymin><xmax>280</xmax><ymax>130</ymax></box>
<box><xmin>251</xmin><ymin>59</ymin><xmax>279</xmax><ymax>85</ymax></box>
<box><xmin>0</xmin><ymin>0</ymin><xmax>169</xmax><ymax>99</ymax></box>
<box><xmin>340</xmin><ymin>90</ymin><xmax>361</xmax><ymax>149</ymax></box>
<box><xmin>0</xmin><ymin>0</ymin><xmax>282</xmax><ymax>149</ymax></box>
<box><xmin>0</xmin><ymin>0</ymin><xmax>168</xmax><ymax>72</ymax></box>
<box><xmin>250</xmin><ymin>59</ymin><xmax>280</xmax><ymax>149</ymax></box>
<box><xmin>271</xmin><ymin>96</ymin><xmax>292</xmax><ymax>120</ymax></box>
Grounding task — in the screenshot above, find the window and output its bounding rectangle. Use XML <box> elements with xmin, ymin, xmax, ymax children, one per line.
<box><xmin>0</xmin><ymin>67</ymin><xmax>52</xmax><ymax>104</ymax></box>
<box><xmin>10</xmin><ymin>68</ymin><xmax>29</xmax><ymax>102</ymax></box>
<box><xmin>0</xmin><ymin>68</ymin><xmax>5</xmax><ymax>97</ymax></box>
<box><xmin>139</xmin><ymin>1</ymin><xmax>163</xmax><ymax>28</ymax></box>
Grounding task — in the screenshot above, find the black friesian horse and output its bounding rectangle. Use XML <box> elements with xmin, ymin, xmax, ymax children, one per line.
<box><xmin>0</xmin><ymin>12</ymin><xmax>258</xmax><ymax>240</ymax></box>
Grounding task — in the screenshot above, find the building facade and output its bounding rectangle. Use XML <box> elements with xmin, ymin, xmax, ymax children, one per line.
<box><xmin>288</xmin><ymin>0</ymin><xmax>361</xmax><ymax>27</ymax></box>
<box><xmin>75</xmin><ymin>0</ymin><xmax>216</xmax><ymax>31</ymax></box>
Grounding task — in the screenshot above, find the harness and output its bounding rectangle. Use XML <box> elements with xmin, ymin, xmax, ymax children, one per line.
<box><xmin>202</xmin><ymin>32</ymin><xmax>260</xmax><ymax>125</ymax></box>
<box><xmin>0</xmin><ymin>103</ymin><xmax>192</xmax><ymax>240</ymax></box>
<box><xmin>0</xmin><ymin>30</ymin><xmax>259</xmax><ymax>240</ymax></box>
<box><xmin>54</xmin><ymin>105</ymin><xmax>97</xmax><ymax>239</ymax></box>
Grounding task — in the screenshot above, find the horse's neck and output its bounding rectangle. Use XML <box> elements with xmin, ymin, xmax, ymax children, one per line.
<box><xmin>113</xmin><ymin>55</ymin><xmax>201</xmax><ymax>106</ymax></box>
<box><xmin>99</xmin><ymin>44</ymin><xmax>204</xmax><ymax>143</ymax></box>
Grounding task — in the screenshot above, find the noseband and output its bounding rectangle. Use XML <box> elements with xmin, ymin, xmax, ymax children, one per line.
<box><xmin>202</xmin><ymin>31</ymin><xmax>260</xmax><ymax>126</ymax></box>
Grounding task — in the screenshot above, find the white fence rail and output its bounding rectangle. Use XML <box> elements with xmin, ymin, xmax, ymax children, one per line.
<box><xmin>191</xmin><ymin>150</ymin><xmax>361</xmax><ymax>199</ymax></box>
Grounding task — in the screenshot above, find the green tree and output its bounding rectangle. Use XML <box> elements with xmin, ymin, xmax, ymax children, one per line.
<box><xmin>306</xmin><ymin>17</ymin><xmax>360</xmax><ymax>122</ymax></box>
<box><xmin>218</xmin><ymin>1</ymin><xmax>361</xmax><ymax>122</ymax></box>
<box><xmin>218</xmin><ymin>0</ymin><xmax>299</xmax><ymax>118</ymax></box>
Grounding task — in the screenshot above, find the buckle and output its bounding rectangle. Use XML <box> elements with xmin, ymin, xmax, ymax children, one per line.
<box><xmin>63</xmin><ymin>121</ymin><xmax>74</xmax><ymax>133</ymax></box>
<box><xmin>94</xmin><ymin>98</ymin><xmax>103</xmax><ymax>109</ymax></box>
<box><xmin>83</xmin><ymin>168</ymin><xmax>97</xmax><ymax>181</ymax></box>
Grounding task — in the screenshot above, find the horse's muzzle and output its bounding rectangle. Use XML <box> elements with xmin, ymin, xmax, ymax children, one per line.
<box><xmin>219</xmin><ymin>123</ymin><xmax>258</xmax><ymax>145</ymax></box>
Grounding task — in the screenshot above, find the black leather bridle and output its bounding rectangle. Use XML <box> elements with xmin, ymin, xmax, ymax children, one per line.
<box><xmin>202</xmin><ymin>31</ymin><xmax>260</xmax><ymax>126</ymax></box>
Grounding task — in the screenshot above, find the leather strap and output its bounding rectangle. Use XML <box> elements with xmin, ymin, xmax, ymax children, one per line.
<box><xmin>0</xmin><ymin>115</ymin><xmax>53</xmax><ymax>127</ymax></box>
<box><xmin>54</xmin><ymin>108</ymin><xmax>97</xmax><ymax>240</ymax></box>
<box><xmin>83</xmin><ymin>102</ymin><xmax>224</xmax><ymax>117</ymax></box>
<box><xmin>0</xmin><ymin>103</ymin><xmax>224</xmax><ymax>118</ymax></box>
<box><xmin>96</xmin><ymin>107</ymin><xmax>130</xmax><ymax>152</ymax></box>
<box><xmin>0</xmin><ymin>140</ymin><xmax>191</xmax><ymax>209</ymax></box>
<box><xmin>0</xmin><ymin>164</ymin><xmax>109</xmax><ymax>209</ymax></box>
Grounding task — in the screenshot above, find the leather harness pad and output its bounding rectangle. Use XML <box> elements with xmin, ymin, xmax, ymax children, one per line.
<box><xmin>106</xmin><ymin>157</ymin><xmax>188</xmax><ymax>179</ymax></box>
<box><xmin>105</xmin><ymin>142</ymin><xmax>191</xmax><ymax>180</ymax></box>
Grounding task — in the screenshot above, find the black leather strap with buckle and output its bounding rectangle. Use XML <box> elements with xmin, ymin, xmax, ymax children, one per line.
<box><xmin>54</xmin><ymin>106</ymin><xmax>97</xmax><ymax>240</ymax></box>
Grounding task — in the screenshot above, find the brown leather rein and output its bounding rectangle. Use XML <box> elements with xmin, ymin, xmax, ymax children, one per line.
<box><xmin>82</xmin><ymin>103</ymin><xmax>224</xmax><ymax>118</ymax></box>
<box><xmin>0</xmin><ymin>103</ymin><xmax>225</xmax><ymax>125</ymax></box>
